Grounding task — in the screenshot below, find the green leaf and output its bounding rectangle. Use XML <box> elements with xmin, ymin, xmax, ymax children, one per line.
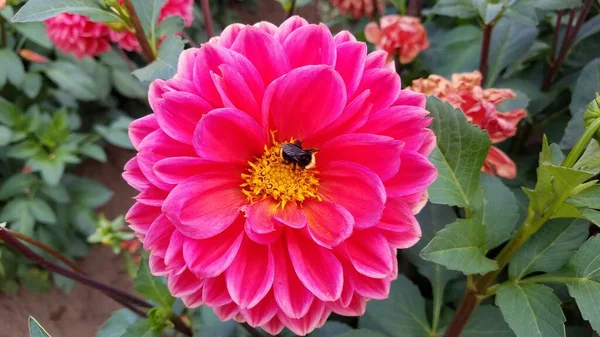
<box><xmin>421</xmin><ymin>219</ymin><xmax>497</xmax><ymax>274</ymax></box>
<box><xmin>486</xmin><ymin>18</ymin><xmax>538</xmax><ymax>87</ymax></box>
<box><xmin>579</xmin><ymin>208</ymin><xmax>600</xmax><ymax>226</ymax></box>
<box><xmin>431</xmin><ymin>0</ymin><xmax>476</xmax><ymax>18</ymax></box>
<box><xmin>0</xmin><ymin>96</ymin><xmax>23</xmax><ymax>126</ymax></box>
<box><xmin>475</xmin><ymin>175</ymin><xmax>519</xmax><ymax>248</ymax></box>
<box><xmin>335</xmin><ymin>330</ymin><xmax>387</xmax><ymax>337</ymax></box>
<box><xmin>426</xmin><ymin>97</ymin><xmax>491</xmax><ymax>208</ymax></box>
<box><xmin>473</xmin><ymin>0</ymin><xmax>504</xmax><ymax>25</ymax></box>
<box><xmin>0</xmin><ymin>49</ymin><xmax>25</xmax><ymax>88</ymax></box>
<box><xmin>509</xmin><ymin>218</ymin><xmax>588</xmax><ymax>280</ymax></box>
<box><xmin>360</xmin><ymin>275</ymin><xmax>430</xmax><ymax>337</ymax></box>
<box><xmin>135</xmin><ymin>255</ymin><xmax>174</xmax><ymax>307</ymax></box>
<box><xmin>496</xmin><ymin>283</ymin><xmax>566</xmax><ymax>337</ymax></box>
<box><xmin>574</xmin><ymin>139</ymin><xmax>600</xmax><ymax>173</ymax></box>
<box><xmin>0</xmin><ymin>174</ymin><xmax>39</xmax><ymax>200</ymax></box>
<box><xmin>533</xmin><ymin>0</ymin><xmax>582</xmax><ymax>10</ymax></box>
<box><xmin>574</xmin><ymin>15</ymin><xmax>600</xmax><ymax>45</ymax></box>
<box><xmin>95</xmin><ymin>119</ymin><xmax>134</xmax><ymax>150</ymax></box>
<box><xmin>463</xmin><ymin>305</ymin><xmax>515</xmax><ymax>337</ymax></box>
<box><xmin>45</xmin><ymin>61</ymin><xmax>98</xmax><ymax>101</ymax></box>
<box><xmin>27</xmin><ymin>155</ymin><xmax>65</xmax><ymax>185</ymax></box>
<box><xmin>112</xmin><ymin>70</ymin><xmax>147</xmax><ymax>99</ymax></box>
<box><xmin>568</xmin><ymin>185</ymin><xmax>600</xmax><ymax>208</ymax></box>
<box><xmin>561</xmin><ymin>58</ymin><xmax>600</xmax><ymax>149</ymax></box>
<box><xmin>192</xmin><ymin>306</ymin><xmax>237</xmax><ymax>337</ymax></box>
<box><xmin>123</xmin><ymin>319</ymin><xmax>161</xmax><ymax>337</ymax></box>
<box><xmin>545</xmin><ymin>165</ymin><xmax>594</xmax><ymax>198</ymax></box>
<box><xmin>422</xmin><ymin>25</ymin><xmax>481</xmax><ymax>78</ymax></box>
<box><xmin>0</xmin><ymin>7</ymin><xmax>54</xmax><ymax>48</ymax></box>
<box><xmin>133</xmin><ymin>36</ymin><xmax>184</xmax><ymax>82</ymax></box>
<box><xmin>0</xmin><ymin>125</ymin><xmax>11</xmax><ymax>146</ymax></box>
<box><xmin>132</xmin><ymin>0</ymin><xmax>167</xmax><ymax>40</ymax></box>
<box><xmin>97</xmin><ymin>309</ymin><xmax>140</xmax><ymax>337</ymax></box>
<box><xmin>311</xmin><ymin>322</ymin><xmax>352</xmax><ymax>337</ymax></box>
<box><xmin>23</xmin><ymin>73</ymin><xmax>43</xmax><ymax>99</ymax></box>
<box><xmin>29</xmin><ymin>316</ymin><xmax>51</xmax><ymax>337</ymax></box>
<box><xmin>156</xmin><ymin>15</ymin><xmax>184</xmax><ymax>37</ymax></box>
<box><xmin>12</xmin><ymin>0</ymin><xmax>121</xmax><ymax>23</ymax></box>
<box><xmin>29</xmin><ymin>198</ymin><xmax>57</xmax><ymax>224</ymax></box>
<box><xmin>504</xmin><ymin>0</ymin><xmax>538</xmax><ymax>26</ymax></box>
<box><xmin>80</xmin><ymin>143</ymin><xmax>107</xmax><ymax>162</ymax></box>
<box><xmin>67</xmin><ymin>177</ymin><xmax>113</xmax><ymax>207</ymax></box>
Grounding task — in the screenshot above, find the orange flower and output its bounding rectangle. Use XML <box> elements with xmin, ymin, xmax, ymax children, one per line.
<box><xmin>330</xmin><ymin>0</ymin><xmax>376</xmax><ymax>19</ymax></box>
<box><xmin>18</xmin><ymin>49</ymin><xmax>48</xmax><ymax>63</ymax></box>
<box><xmin>0</xmin><ymin>0</ymin><xmax>6</xmax><ymax>10</ymax></box>
<box><xmin>365</xmin><ymin>15</ymin><xmax>429</xmax><ymax>64</ymax></box>
<box><xmin>409</xmin><ymin>71</ymin><xmax>527</xmax><ymax>179</ymax></box>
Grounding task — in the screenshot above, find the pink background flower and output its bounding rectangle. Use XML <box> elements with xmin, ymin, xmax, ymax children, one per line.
<box><xmin>124</xmin><ymin>16</ymin><xmax>437</xmax><ymax>336</ymax></box>
<box><xmin>409</xmin><ymin>71</ymin><xmax>527</xmax><ymax>179</ymax></box>
<box><xmin>364</xmin><ymin>15</ymin><xmax>429</xmax><ymax>64</ymax></box>
<box><xmin>330</xmin><ymin>0</ymin><xmax>376</xmax><ymax>19</ymax></box>
<box><xmin>45</xmin><ymin>13</ymin><xmax>111</xmax><ymax>59</ymax></box>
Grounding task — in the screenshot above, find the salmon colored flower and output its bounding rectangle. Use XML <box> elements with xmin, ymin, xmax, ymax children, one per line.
<box><xmin>123</xmin><ymin>16</ymin><xmax>437</xmax><ymax>336</ymax></box>
<box><xmin>18</xmin><ymin>49</ymin><xmax>48</xmax><ymax>63</ymax></box>
<box><xmin>409</xmin><ymin>71</ymin><xmax>527</xmax><ymax>179</ymax></box>
<box><xmin>0</xmin><ymin>0</ymin><xmax>7</xmax><ymax>10</ymax></box>
<box><xmin>364</xmin><ymin>15</ymin><xmax>429</xmax><ymax>64</ymax></box>
<box><xmin>330</xmin><ymin>0</ymin><xmax>378</xmax><ymax>19</ymax></box>
<box><xmin>45</xmin><ymin>13</ymin><xmax>111</xmax><ymax>59</ymax></box>
<box><xmin>109</xmin><ymin>0</ymin><xmax>194</xmax><ymax>53</ymax></box>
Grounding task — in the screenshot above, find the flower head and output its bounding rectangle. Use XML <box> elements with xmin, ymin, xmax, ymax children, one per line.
<box><xmin>330</xmin><ymin>0</ymin><xmax>377</xmax><ymax>19</ymax></box>
<box><xmin>364</xmin><ymin>15</ymin><xmax>429</xmax><ymax>64</ymax></box>
<box><xmin>409</xmin><ymin>71</ymin><xmax>527</xmax><ymax>179</ymax></box>
<box><xmin>45</xmin><ymin>13</ymin><xmax>111</xmax><ymax>59</ymax></box>
<box><xmin>124</xmin><ymin>16</ymin><xmax>437</xmax><ymax>336</ymax></box>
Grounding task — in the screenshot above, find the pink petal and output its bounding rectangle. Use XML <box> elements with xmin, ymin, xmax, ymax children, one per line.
<box><xmin>385</xmin><ymin>150</ymin><xmax>437</xmax><ymax>197</ymax></box>
<box><xmin>352</xmin><ymin>269</ymin><xmax>391</xmax><ymax>300</ymax></box>
<box><xmin>319</xmin><ymin>133</ymin><xmax>404</xmax><ymax>181</ymax></box>
<box><xmin>254</xmin><ymin>21</ymin><xmax>278</xmax><ymax>35</ymax></box>
<box><xmin>164</xmin><ymin>231</ymin><xmax>186</xmax><ymax>274</ymax></box>
<box><xmin>193</xmin><ymin>108</ymin><xmax>266</xmax><ymax>163</ymax></box>
<box><xmin>272</xmin><ymin>239</ymin><xmax>315</xmax><ymax>319</ymax></box>
<box><xmin>150</xmin><ymin>82</ymin><xmax>212</xmax><ymax>144</ymax></box>
<box><xmin>149</xmin><ymin>253</ymin><xmax>169</xmax><ymax>276</ymax></box>
<box><xmin>303</xmin><ymin>199</ymin><xmax>354</xmax><ymax>249</ymax></box>
<box><xmin>329</xmin><ymin>294</ymin><xmax>367</xmax><ymax>316</ymax></box>
<box><xmin>214</xmin><ymin>302</ymin><xmax>239</xmax><ymax>321</ymax></box>
<box><xmin>226</xmin><ymin>237</ymin><xmax>275</xmax><ymax>309</ymax></box>
<box><xmin>393</xmin><ymin>89</ymin><xmax>426</xmax><ymax>108</ymax></box>
<box><xmin>162</xmin><ymin>172</ymin><xmax>245</xmax><ymax>239</ymax></box>
<box><xmin>246</xmin><ymin>198</ymin><xmax>279</xmax><ymax>234</ymax></box>
<box><xmin>135</xmin><ymin>186</ymin><xmax>169</xmax><ymax>207</ymax></box>
<box><xmin>333</xmin><ymin>30</ymin><xmax>357</xmax><ymax>44</ymax></box>
<box><xmin>334</xmin><ymin>41</ymin><xmax>366</xmax><ymax>97</ymax></box>
<box><xmin>240</xmin><ymin>291</ymin><xmax>278</xmax><ymax>326</ymax></box>
<box><xmin>284</xmin><ymin>24</ymin><xmax>336</xmax><ymax>68</ymax></box>
<box><xmin>154</xmin><ymin>157</ymin><xmax>241</xmax><ymax>185</ymax></box>
<box><xmin>354</xmin><ymin>68</ymin><xmax>401</xmax><ymax>113</ymax></box>
<box><xmin>418</xmin><ymin>129</ymin><xmax>436</xmax><ymax>157</ymax></box>
<box><xmin>304</xmin><ymin>89</ymin><xmax>372</xmax><ymax>146</ymax></box>
<box><xmin>231</xmin><ymin>26</ymin><xmax>291</xmax><ymax>85</ymax></box>
<box><xmin>129</xmin><ymin>115</ymin><xmax>158</xmax><ymax>150</ymax></box>
<box><xmin>211</xmin><ymin>65</ymin><xmax>262</xmax><ymax>123</ymax></box>
<box><xmin>191</xmin><ymin>44</ymin><xmax>264</xmax><ymax>108</ymax></box>
<box><xmin>273</xmin><ymin>202</ymin><xmax>307</xmax><ymax>229</ymax></box>
<box><xmin>183</xmin><ymin>218</ymin><xmax>244</xmax><ymax>278</ymax></box>
<box><xmin>263</xmin><ymin>316</ymin><xmax>285</xmax><ymax>335</ymax></box>
<box><xmin>287</xmin><ymin>230</ymin><xmax>343</xmax><ymax>302</ymax></box>
<box><xmin>182</xmin><ymin>290</ymin><xmax>204</xmax><ymax>308</ymax></box>
<box><xmin>359</xmin><ymin>105</ymin><xmax>431</xmax><ymax>151</ymax></box>
<box><xmin>143</xmin><ymin>214</ymin><xmax>175</xmax><ymax>250</ymax></box>
<box><xmin>264</xmin><ymin>65</ymin><xmax>346</xmax><ymax>141</ymax></box>
<box><xmin>203</xmin><ymin>274</ymin><xmax>233</xmax><ymax>306</ymax></box>
<box><xmin>365</xmin><ymin>50</ymin><xmax>388</xmax><ymax>70</ymax></box>
<box><xmin>123</xmin><ymin>157</ymin><xmax>150</xmax><ymax>191</ymax></box>
<box><xmin>245</xmin><ymin>219</ymin><xmax>284</xmax><ymax>245</ymax></box>
<box><xmin>277</xmin><ymin>300</ymin><xmax>327</xmax><ymax>336</ymax></box>
<box><xmin>319</xmin><ymin>161</ymin><xmax>386</xmax><ymax>229</ymax></box>
<box><xmin>216</xmin><ymin>23</ymin><xmax>245</xmax><ymax>48</ymax></box>
<box><xmin>345</xmin><ymin>228</ymin><xmax>393</xmax><ymax>278</ymax></box>
<box><xmin>275</xmin><ymin>16</ymin><xmax>309</xmax><ymax>43</ymax></box>
<box><xmin>167</xmin><ymin>269</ymin><xmax>204</xmax><ymax>297</ymax></box>
<box><xmin>378</xmin><ymin>197</ymin><xmax>420</xmax><ymax>232</ymax></box>
<box><xmin>125</xmin><ymin>203</ymin><xmax>161</xmax><ymax>236</ymax></box>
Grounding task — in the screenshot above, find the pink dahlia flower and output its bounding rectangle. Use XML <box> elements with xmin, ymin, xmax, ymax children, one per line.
<box><xmin>408</xmin><ymin>71</ymin><xmax>527</xmax><ymax>179</ymax></box>
<box><xmin>109</xmin><ymin>0</ymin><xmax>194</xmax><ymax>53</ymax></box>
<box><xmin>45</xmin><ymin>13</ymin><xmax>111</xmax><ymax>59</ymax></box>
<box><xmin>330</xmin><ymin>0</ymin><xmax>378</xmax><ymax>19</ymax></box>
<box><xmin>124</xmin><ymin>16</ymin><xmax>437</xmax><ymax>336</ymax></box>
<box><xmin>364</xmin><ymin>15</ymin><xmax>429</xmax><ymax>64</ymax></box>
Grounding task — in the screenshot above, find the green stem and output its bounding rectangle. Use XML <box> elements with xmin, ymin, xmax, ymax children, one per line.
<box><xmin>122</xmin><ymin>0</ymin><xmax>156</xmax><ymax>62</ymax></box>
<box><xmin>518</xmin><ymin>275</ymin><xmax>577</xmax><ymax>284</ymax></box>
<box><xmin>431</xmin><ymin>278</ymin><xmax>444</xmax><ymax>332</ymax></box>
<box><xmin>397</xmin><ymin>0</ymin><xmax>407</xmax><ymax>15</ymax></box>
<box><xmin>562</xmin><ymin>118</ymin><xmax>600</xmax><ymax>168</ymax></box>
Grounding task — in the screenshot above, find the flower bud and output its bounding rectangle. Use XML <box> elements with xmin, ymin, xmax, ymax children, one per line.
<box><xmin>18</xmin><ymin>49</ymin><xmax>48</xmax><ymax>63</ymax></box>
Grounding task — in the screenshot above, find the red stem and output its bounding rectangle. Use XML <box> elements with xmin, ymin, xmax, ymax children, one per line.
<box><xmin>408</xmin><ymin>0</ymin><xmax>422</xmax><ymax>17</ymax></box>
<box><xmin>201</xmin><ymin>0</ymin><xmax>214</xmax><ymax>39</ymax></box>
<box><xmin>479</xmin><ymin>24</ymin><xmax>493</xmax><ymax>84</ymax></box>
<box><xmin>443</xmin><ymin>291</ymin><xmax>479</xmax><ymax>337</ymax></box>
<box><xmin>122</xmin><ymin>0</ymin><xmax>155</xmax><ymax>62</ymax></box>
<box><xmin>550</xmin><ymin>10</ymin><xmax>564</xmax><ymax>61</ymax></box>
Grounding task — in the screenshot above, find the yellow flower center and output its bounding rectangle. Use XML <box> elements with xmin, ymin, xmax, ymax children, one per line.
<box><xmin>241</xmin><ymin>136</ymin><xmax>321</xmax><ymax>209</ymax></box>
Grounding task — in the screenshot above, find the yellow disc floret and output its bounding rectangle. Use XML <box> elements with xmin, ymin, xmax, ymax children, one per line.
<box><xmin>241</xmin><ymin>137</ymin><xmax>321</xmax><ymax>209</ymax></box>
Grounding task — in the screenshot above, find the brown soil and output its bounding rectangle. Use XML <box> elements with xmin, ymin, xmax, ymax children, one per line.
<box><xmin>0</xmin><ymin>1</ymin><xmax>316</xmax><ymax>335</ymax></box>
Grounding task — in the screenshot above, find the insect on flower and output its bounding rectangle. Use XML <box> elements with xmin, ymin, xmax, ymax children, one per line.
<box><xmin>280</xmin><ymin>140</ymin><xmax>318</xmax><ymax>170</ymax></box>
